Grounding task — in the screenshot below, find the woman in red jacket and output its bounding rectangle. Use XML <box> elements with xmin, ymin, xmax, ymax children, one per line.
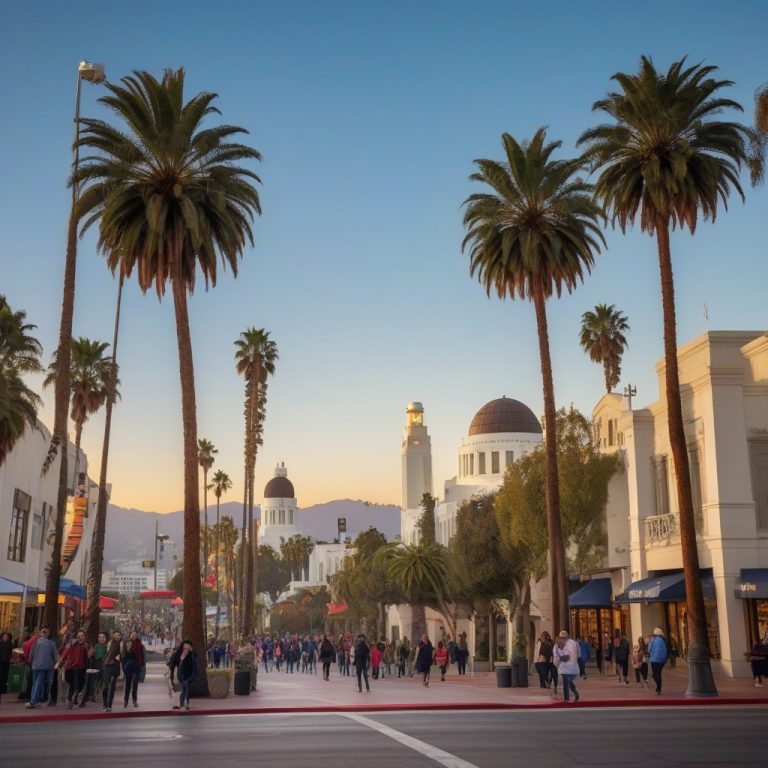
<box><xmin>60</xmin><ymin>630</ymin><xmax>89</xmax><ymax>709</ymax></box>
<box><xmin>434</xmin><ymin>640</ymin><xmax>450</xmax><ymax>681</ymax></box>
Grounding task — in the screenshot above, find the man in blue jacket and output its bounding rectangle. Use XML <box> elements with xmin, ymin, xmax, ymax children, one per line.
<box><xmin>647</xmin><ymin>627</ymin><xmax>668</xmax><ymax>695</ymax></box>
<box><xmin>25</xmin><ymin>627</ymin><xmax>58</xmax><ymax>708</ymax></box>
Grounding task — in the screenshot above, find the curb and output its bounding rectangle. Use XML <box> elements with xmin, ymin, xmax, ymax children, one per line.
<box><xmin>1</xmin><ymin>696</ymin><xmax>766</xmax><ymax>725</ymax></box>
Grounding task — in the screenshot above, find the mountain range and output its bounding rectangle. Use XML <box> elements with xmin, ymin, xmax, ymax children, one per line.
<box><xmin>103</xmin><ymin>499</ymin><xmax>401</xmax><ymax>570</ymax></box>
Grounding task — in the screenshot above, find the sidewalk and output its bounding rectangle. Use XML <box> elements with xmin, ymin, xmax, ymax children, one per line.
<box><xmin>1</xmin><ymin>661</ymin><xmax>766</xmax><ymax>724</ymax></box>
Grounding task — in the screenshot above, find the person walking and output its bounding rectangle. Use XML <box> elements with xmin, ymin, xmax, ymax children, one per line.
<box><xmin>632</xmin><ymin>636</ymin><xmax>649</xmax><ymax>688</ymax></box>
<box><xmin>534</xmin><ymin>631</ymin><xmax>555</xmax><ymax>690</ymax></box>
<box><xmin>749</xmin><ymin>639</ymin><xmax>766</xmax><ymax>687</ymax></box>
<box><xmin>85</xmin><ymin>631</ymin><xmax>108</xmax><ymax>704</ymax></box>
<box><xmin>0</xmin><ymin>632</ymin><xmax>13</xmax><ymax>698</ymax></box>
<box><xmin>319</xmin><ymin>635</ymin><xmax>335</xmax><ymax>681</ymax></box>
<box><xmin>122</xmin><ymin>631</ymin><xmax>144</xmax><ymax>708</ymax></box>
<box><xmin>455</xmin><ymin>632</ymin><xmax>469</xmax><ymax>676</ymax></box>
<box><xmin>647</xmin><ymin>626</ymin><xmax>668</xmax><ymax>695</ymax></box>
<box><xmin>415</xmin><ymin>634</ymin><xmax>434</xmax><ymax>687</ymax></box>
<box><xmin>370</xmin><ymin>642</ymin><xmax>382</xmax><ymax>680</ymax></box>
<box><xmin>434</xmin><ymin>640</ymin><xmax>450</xmax><ymax>681</ymax></box>
<box><xmin>60</xmin><ymin>630</ymin><xmax>89</xmax><ymax>709</ymax></box>
<box><xmin>174</xmin><ymin>640</ymin><xmax>198</xmax><ymax>710</ymax></box>
<box><xmin>554</xmin><ymin>630</ymin><xmax>580</xmax><ymax>702</ymax></box>
<box><xmin>577</xmin><ymin>636</ymin><xmax>590</xmax><ymax>679</ymax></box>
<box><xmin>397</xmin><ymin>638</ymin><xmax>409</xmax><ymax>678</ymax></box>
<box><xmin>25</xmin><ymin>627</ymin><xmax>58</xmax><ymax>709</ymax></box>
<box><xmin>102</xmin><ymin>630</ymin><xmax>123</xmax><ymax>712</ymax></box>
<box><xmin>353</xmin><ymin>634</ymin><xmax>371</xmax><ymax>693</ymax></box>
<box><xmin>613</xmin><ymin>629</ymin><xmax>631</xmax><ymax>685</ymax></box>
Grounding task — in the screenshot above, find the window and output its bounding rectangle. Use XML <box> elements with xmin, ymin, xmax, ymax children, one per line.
<box><xmin>469</xmin><ymin>454</ymin><xmax>474</xmax><ymax>475</ymax></box>
<box><xmin>491</xmin><ymin>451</ymin><xmax>500</xmax><ymax>474</ymax></box>
<box><xmin>749</xmin><ymin>441</ymin><xmax>768</xmax><ymax>530</ymax></box>
<box><xmin>506</xmin><ymin>450</ymin><xmax>514</xmax><ymax>467</ymax></box>
<box><xmin>608</xmin><ymin>419</ymin><xmax>615</xmax><ymax>446</ymax></box>
<box><xmin>8</xmin><ymin>489</ymin><xmax>31</xmax><ymax>562</ymax></box>
<box><xmin>30</xmin><ymin>502</ymin><xmax>49</xmax><ymax>551</ymax></box>
<box><xmin>652</xmin><ymin>457</ymin><xmax>670</xmax><ymax>517</ymax></box>
<box><xmin>279</xmin><ymin>509</ymin><xmax>285</xmax><ymax>525</ymax></box>
<box><xmin>688</xmin><ymin>447</ymin><xmax>704</xmax><ymax>533</ymax></box>
<box><xmin>289</xmin><ymin>510</ymin><xmax>294</xmax><ymax>525</ymax></box>
<box><xmin>319</xmin><ymin>563</ymin><xmax>324</xmax><ymax>582</ymax></box>
<box><xmin>478</xmin><ymin>452</ymin><xmax>486</xmax><ymax>474</ymax></box>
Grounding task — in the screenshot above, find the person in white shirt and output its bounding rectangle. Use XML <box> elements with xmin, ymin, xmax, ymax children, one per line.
<box><xmin>554</xmin><ymin>630</ymin><xmax>581</xmax><ymax>702</ymax></box>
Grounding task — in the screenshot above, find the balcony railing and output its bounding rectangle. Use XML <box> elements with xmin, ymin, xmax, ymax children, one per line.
<box><xmin>644</xmin><ymin>513</ymin><xmax>680</xmax><ymax>546</ymax></box>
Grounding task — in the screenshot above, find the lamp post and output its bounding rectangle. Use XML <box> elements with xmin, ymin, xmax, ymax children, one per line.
<box><xmin>623</xmin><ymin>384</ymin><xmax>637</xmax><ymax>410</ymax></box>
<box><xmin>154</xmin><ymin>520</ymin><xmax>169</xmax><ymax>590</ymax></box>
<box><xmin>43</xmin><ymin>60</ymin><xmax>106</xmax><ymax>632</ymax></box>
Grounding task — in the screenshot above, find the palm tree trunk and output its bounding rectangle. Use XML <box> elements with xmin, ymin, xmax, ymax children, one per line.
<box><xmin>72</xmin><ymin>421</ymin><xmax>84</xmax><ymax>492</ymax></box>
<box><xmin>83</xmin><ymin>272</ymin><xmax>124</xmax><ymax>644</ymax></box>
<box><xmin>655</xmin><ymin>216</ymin><xmax>716</xmax><ymax>696</ymax></box>
<box><xmin>532</xmin><ymin>283</ymin><xmax>569</xmax><ymax>633</ymax></box>
<box><xmin>215</xmin><ymin>495</ymin><xmax>221</xmax><ymax>638</ymax></box>
<box><xmin>241</xmin><ymin>381</ymin><xmax>252</xmax><ymax>637</ymax></box>
<box><xmin>171</xmin><ymin>259</ymin><xmax>207</xmax><ymax>696</ymax></box>
<box><xmin>202</xmin><ymin>468</ymin><xmax>209</xmax><ymax>567</ymax></box>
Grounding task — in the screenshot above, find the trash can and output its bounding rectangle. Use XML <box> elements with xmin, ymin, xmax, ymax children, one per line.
<box><xmin>7</xmin><ymin>664</ymin><xmax>26</xmax><ymax>694</ymax></box>
<box><xmin>234</xmin><ymin>669</ymin><xmax>250</xmax><ymax>695</ymax></box>
<box><xmin>510</xmin><ymin>659</ymin><xmax>529</xmax><ymax>688</ymax></box>
<box><xmin>495</xmin><ymin>664</ymin><xmax>512</xmax><ymax>688</ymax></box>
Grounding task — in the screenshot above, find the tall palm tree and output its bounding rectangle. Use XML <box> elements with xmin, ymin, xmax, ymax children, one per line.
<box><xmin>73</xmin><ymin>68</ymin><xmax>262</xmax><ymax>688</ymax></box>
<box><xmin>234</xmin><ymin>328</ymin><xmax>278</xmax><ymax>635</ymax></box>
<box><xmin>209</xmin><ymin>469</ymin><xmax>232</xmax><ymax>637</ymax></box>
<box><xmin>83</xmin><ymin>272</ymin><xmax>124</xmax><ymax>644</ymax></box>
<box><xmin>748</xmin><ymin>84</ymin><xmax>767</xmax><ymax>186</ymax></box>
<box><xmin>43</xmin><ymin>337</ymin><xmax>117</xmax><ymax>488</ymax></box>
<box><xmin>462</xmin><ymin>128</ymin><xmax>605</xmax><ymax>632</ymax></box>
<box><xmin>579</xmin><ymin>304</ymin><xmax>630</xmax><ymax>393</ymax></box>
<box><xmin>578</xmin><ymin>56</ymin><xmax>751</xmax><ymax>696</ymax></box>
<box><xmin>197</xmin><ymin>438</ymin><xmax>218</xmax><ymax>564</ymax></box>
<box><xmin>0</xmin><ymin>296</ymin><xmax>43</xmax><ymax>466</ymax></box>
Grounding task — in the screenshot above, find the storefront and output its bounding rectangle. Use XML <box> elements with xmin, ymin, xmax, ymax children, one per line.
<box><xmin>735</xmin><ymin>568</ymin><xmax>768</xmax><ymax>647</ymax></box>
<box><xmin>568</xmin><ymin>578</ymin><xmax>629</xmax><ymax>662</ymax></box>
<box><xmin>615</xmin><ymin>569</ymin><xmax>719</xmax><ymax>660</ymax></box>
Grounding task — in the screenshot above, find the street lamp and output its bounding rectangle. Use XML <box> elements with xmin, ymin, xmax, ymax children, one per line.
<box><xmin>154</xmin><ymin>520</ymin><xmax>169</xmax><ymax>590</ymax></box>
<box><xmin>72</xmin><ymin>61</ymin><xmax>105</xmax><ymax>198</ymax></box>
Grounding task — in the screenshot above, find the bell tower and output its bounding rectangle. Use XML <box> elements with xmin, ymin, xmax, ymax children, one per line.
<box><xmin>401</xmin><ymin>402</ymin><xmax>433</xmax><ymax>509</ymax></box>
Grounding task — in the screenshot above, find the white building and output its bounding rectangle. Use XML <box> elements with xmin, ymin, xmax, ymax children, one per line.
<box><xmin>583</xmin><ymin>330</ymin><xmax>768</xmax><ymax>678</ymax></box>
<box><xmin>105</xmin><ymin>560</ymin><xmax>154</xmax><ymax>595</ymax></box>
<box><xmin>259</xmin><ymin>463</ymin><xmax>300</xmax><ymax>551</ymax></box>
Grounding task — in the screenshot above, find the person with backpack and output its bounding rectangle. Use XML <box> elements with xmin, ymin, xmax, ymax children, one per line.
<box><xmin>174</xmin><ymin>640</ymin><xmax>198</xmax><ymax>710</ymax></box>
<box><xmin>647</xmin><ymin>626</ymin><xmax>668</xmax><ymax>695</ymax></box>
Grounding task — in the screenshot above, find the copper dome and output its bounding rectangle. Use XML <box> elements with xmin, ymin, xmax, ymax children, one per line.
<box><xmin>468</xmin><ymin>397</ymin><xmax>542</xmax><ymax>436</ymax></box>
<box><xmin>263</xmin><ymin>475</ymin><xmax>295</xmax><ymax>499</ymax></box>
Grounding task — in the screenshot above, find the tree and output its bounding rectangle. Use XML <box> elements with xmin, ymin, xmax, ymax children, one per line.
<box><xmin>234</xmin><ymin>328</ymin><xmax>278</xmax><ymax>635</ymax></box>
<box><xmin>579</xmin><ymin>56</ymin><xmax>751</xmax><ymax>696</ymax></box>
<box><xmin>0</xmin><ymin>296</ymin><xmax>42</xmax><ymax>466</ymax></box>
<box><xmin>293</xmin><ymin>586</ymin><xmax>331</xmax><ymax>633</ymax></box>
<box><xmin>74</xmin><ymin>68</ymin><xmax>262</xmax><ymax>691</ymax></box>
<box><xmin>218</xmin><ymin>515</ymin><xmax>239</xmax><ymax>640</ymax></box>
<box><xmin>280</xmin><ymin>534</ymin><xmax>314</xmax><ymax>582</ymax></box>
<box><xmin>209</xmin><ymin>469</ymin><xmax>232</xmax><ymax>637</ymax></box>
<box><xmin>748</xmin><ymin>84</ymin><xmax>767</xmax><ymax>185</ymax></box>
<box><xmin>462</xmin><ymin>128</ymin><xmax>605</xmax><ymax>632</ymax></box>
<box><xmin>416</xmin><ymin>492</ymin><xmax>436</xmax><ymax>545</ymax></box>
<box><xmin>256</xmin><ymin>544</ymin><xmax>291</xmax><ymax>604</ymax></box>
<box><xmin>579</xmin><ymin>304</ymin><xmax>630</xmax><ymax>393</ymax></box>
<box><xmin>44</xmin><ymin>337</ymin><xmax>118</xmax><ymax>485</ymax></box>
<box><xmin>197</xmin><ymin>439</ymin><xmax>217</xmax><ymax>564</ymax></box>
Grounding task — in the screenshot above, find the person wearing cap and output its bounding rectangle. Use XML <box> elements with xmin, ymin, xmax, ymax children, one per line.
<box><xmin>554</xmin><ymin>630</ymin><xmax>581</xmax><ymax>702</ymax></box>
<box><xmin>647</xmin><ymin>626</ymin><xmax>669</xmax><ymax>695</ymax></box>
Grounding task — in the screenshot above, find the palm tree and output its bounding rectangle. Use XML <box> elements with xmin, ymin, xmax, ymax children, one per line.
<box><xmin>43</xmin><ymin>337</ymin><xmax>117</xmax><ymax>488</ymax></box>
<box><xmin>462</xmin><ymin>128</ymin><xmax>605</xmax><ymax>632</ymax></box>
<box><xmin>748</xmin><ymin>84</ymin><xmax>767</xmax><ymax>186</ymax></box>
<box><xmin>73</xmin><ymin>68</ymin><xmax>262</xmax><ymax>688</ymax></box>
<box><xmin>83</xmin><ymin>272</ymin><xmax>124</xmax><ymax>644</ymax></box>
<box><xmin>209</xmin><ymin>469</ymin><xmax>232</xmax><ymax>637</ymax></box>
<box><xmin>0</xmin><ymin>296</ymin><xmax>43</xmax><ymax>466</ymax></box>
<box><xmin>198</xmin><ymin>438</ymin><xmax>218</xmax><ymax>564</ymax></box>
<box><xmin>234</xmin><ymin>328</ymin><xmax>278</xmax><ymax>634</ymax></box>
<box><xmin>578</xmin><ymin>56</ymin><xmax>751</xmax><ymax>696</ymax></box>
<box><xmin>579</xmin><ymin>304</ymin><xmax>630</xmax><ymax>393</ymax></box>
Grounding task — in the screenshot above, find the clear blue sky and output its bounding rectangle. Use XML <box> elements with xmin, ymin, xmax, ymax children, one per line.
<box><xmin>1</xmin><ymin>1</ymin><xmax>766</xmax><ymax>511</ymax></box>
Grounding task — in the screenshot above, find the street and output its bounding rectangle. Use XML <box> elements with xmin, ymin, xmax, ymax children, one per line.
<box><xmin>2</xmin><ymin>707</ymin><xmax>764</xmax><ymax>767</ymax></box>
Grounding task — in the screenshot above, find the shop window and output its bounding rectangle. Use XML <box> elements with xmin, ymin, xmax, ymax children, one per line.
<box><xmin>491</xmin><ymin>451</ymin><xmax>499</xmax><ymax>474</ymax></box>
<box><xmin>652</xmin><ymin>456</ymin><xmax>670</xmax><ymax>517</ymax></box>
<box><xmin>749</xmin><ymin>440</ymin><xmax>768</xmax><ymax>530</ymax></box>
<box><xmin>478</xmin><ymin>452</ymin><xmax>486</xmax><ymax>474</ymax></box>
<box><xmin>7</xmin><ymin>489</ymin><xmax>31</xmax><ymax>562</ymax></box>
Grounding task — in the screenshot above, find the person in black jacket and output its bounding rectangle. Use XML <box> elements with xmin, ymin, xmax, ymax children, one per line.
<box><xmin>174</xmin><ymin>640</ymin><xmax>198</xmax><ymax>710</ymax></box>
<box><xmin>0</xmin><ymin>632</ymin><xmax>13</xmax><ymax>698</ymax></box>
<box><xmin>415</xmin><ymin>633</ymin><xmax>434</xmax><ymax>687</ymax></box>
<box><xmin>319</xmin><ymin>635</ymin><xmax>335</xmax><ymax>681</ymax></box>
<box><xmin>612</xmin><ymin>629</ymin><xmax>631</xmax><ymax>685</ymax></box>
<box><xmin>353</xmin><ymin>634</ymin><xmax>370</xmax><ymax>693</ymax></box>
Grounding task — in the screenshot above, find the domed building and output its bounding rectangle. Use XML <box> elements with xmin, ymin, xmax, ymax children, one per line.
<box><xmin>260</xmin><ymin>462</ymin><xmax>300</xmax><ymax>550</ymax></box>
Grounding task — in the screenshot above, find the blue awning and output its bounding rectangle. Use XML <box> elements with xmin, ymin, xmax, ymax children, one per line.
<box><xmin>569</xmin><ymin>578</ymin><xmax>613</xmax><ymax>608</ymax></box>
<box><xmin>735</xmin><ymin>569</ymin><xmax>768</xmax><ymax>599</ymax></box>
<box><xmin>615</xmin><ymin>570</ymin><xmax>714</xmax><ymax>604</ymax></box>
<box><xmin>59</xmin><ymin>578</ymin><xmax>87</xmax><ymax>600</ymax></box>
<box><xmin>0</xmin><ymin>576</ymin><xmax>28</xmax><ymax>596</ymax></box>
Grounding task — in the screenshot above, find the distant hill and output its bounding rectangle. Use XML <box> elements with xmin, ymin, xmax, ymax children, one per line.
<box><xmin>103</xmin><ymin>499</ymin><xmax>400</xmax><ymax>569</ymax></box>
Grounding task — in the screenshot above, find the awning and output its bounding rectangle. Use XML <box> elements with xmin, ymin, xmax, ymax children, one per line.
<box><xmin>615</xmin><ymin>570</ymin><xmax>714</xmax><ymax>604</ymax></box>
<box><xmin>139</xmin><ymin>590</ymin><xmax>177</xmax><ymax>600</ymax></box>
<box><xmin>327</xmin><ymin>601</ymin><xmax>348</xmax><ymax>616</ymax></box>
<box><xmin>0</xmin><ymin>576</ymin><xmax>29</xmax><ymax>596</ymax></box>
<box><xmin>735</xmin><ymin>569</ymin><xmax>768</xmax><ymax>599</ymax></box>
<box><xmin>99</xmin><ymin>595</ymin><xmax>117</xmax><ymax>610</ymax></box>
<box><xmin>569</xmin><ymin>578</ymin><xmax>613</xmax><ymax>608</ymax></box>
<box><xmin>59</xmin><ymin>578</ymin><xmax>87</xmax><ymax>600</ymax></box>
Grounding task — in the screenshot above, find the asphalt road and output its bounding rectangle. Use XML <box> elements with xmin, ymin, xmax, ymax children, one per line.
<box><xmin>2</xmin><ymin>707</ymin><xmax>764</xmax><ymax>767</ymax></box>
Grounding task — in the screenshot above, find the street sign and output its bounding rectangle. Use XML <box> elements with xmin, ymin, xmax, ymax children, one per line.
<box><xmin>337</xmin><ymin>517</ymin><xmax>346</xmax><ymax>534</ymax></box>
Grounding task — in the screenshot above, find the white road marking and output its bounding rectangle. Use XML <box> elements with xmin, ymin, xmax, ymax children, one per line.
<box><xmin>343</xmin><ymin>712</ymin><xmax>480</xmax><ymax>768</ymax></box>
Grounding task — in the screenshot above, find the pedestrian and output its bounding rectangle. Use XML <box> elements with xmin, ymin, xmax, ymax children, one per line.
<box><xmin>353</xmin><ymin>634</ymin><xmax>371</xmax><ymax>693</ymax></box>
<box><xmin>415</xmin><ymin>633</ymin><xmax>434</xmax><ymax>687</ymax></box>
<box><xmin>554</xmin><ymin>630</ymin><xmax>580</xmax><ymax>702</ymax></box>
<box><xmin>577</xmin><ymin>636</ymin><xmax>589</xmax><ymax>679</ymax></box>
<box><xmin>534</xmin><ymin>631</ymin><xmax>554</xmax><ymax>690</ymax></box>
<box><xmin>603</xmin><ymin>630</ymin><xmax>614</xmax><ymax>676</ymax></box>
<box><xmin>647</xmin><ymin>626</ymin><xmax>668</xmax><ymax>695</ymax></box>
<box><xmin>0</xmin><ymin>632</ymin><xmax>13</xmax><ymax>698</ymax></box>
<box><xmin>60</xmin><ymin>629</ymin><xmax>89</xmax><ymax>709</ymax></box>
<box><xmin>455</xmin><ymin>632</ymin><xmax>469</xmax><ymax>676</ymax></box>
<box><xmin>749</xmin><ymin>639</ymin><xmax>766</xmax><ymax>687</ymax></box>
<box><xmin>370</xmin><ymin>642</ymin><xmax>382</xmax><ymax>680</ymax></box>
<box><xmin>174</xmin><ymin>640</ymin><xmax>198</xmax><ymax>711</ymax></box>
<box><xmin>85</xmin><ymin>631</ymin><xmax>108</xmax><ymax>704</ymax></box>
<box><xmin>434</xmin><ymin>640</ymin><xmax>450</xmax><ymax>681</ymax></box>
<box><xmin>592</xmin><ymin>636</ymin><xmax>603</xmax><ymax>675</ymax></box>
<box><xmin>632</xmin><ymin>636</ymin><xmax>649</xmax><ymax>688</ymax></box>
<box><xmin>613</xmin><ymin>629</ymin><xmax>631</xmax><ymax>685</ymax></box>
<box><xmin>102</xmin><ymin>630</ymin><xmax>123</xmax><ymax>712</ymax></box>
<box><xmin>20</xmin><ymin>627</ymin><xmax>40</xmax><ymax>701</ymax></box>
<box><xmin>319</xmin><ymin>635</ymin><xmax>335</xmax><ymax>680</ymax></box>
<box><xmin>25</xmin><ymin>627</ymin><xmax>58</xmax><ymax>709</ymax></box>
<box><xmin>122</xmin><ymin>631</ymin><xmax>144</xmax><ymax>708</ymax></box>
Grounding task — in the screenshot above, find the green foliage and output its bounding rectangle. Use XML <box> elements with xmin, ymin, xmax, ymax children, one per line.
<box><xmin>257</xmin><ymin>544</ymin><xmax>291</xmax><ymax>602</ymax></box>
<box><xmin>416</xmin><ymin>493</ymin><xmax>436</xmax><ymax>545</ymax></box>
<box><xmin>579</xmin><ymin>304</ymin><xmax>630</xmax><ymax>393</ymax></box>
<box><xmin>279</xmin><ymin>535</ymin><xmax>314</xmax><ymax>581</ymax></box>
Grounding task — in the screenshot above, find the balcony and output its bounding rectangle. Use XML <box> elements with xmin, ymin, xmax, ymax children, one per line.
<box><xmin>644</xmin><ymin>513</ymin><xmax>680</xmax><ymax>546</ymax></box>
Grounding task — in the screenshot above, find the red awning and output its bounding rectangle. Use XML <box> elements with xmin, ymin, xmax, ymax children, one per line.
<box><xmin>327</xmin><ymin>601</ymin><xmax>348</xmax><ymax>616</ymax></box>
<box><xmin>170</xmin><ymin>597</ymin><xmax>183</xmax><ymax>606</ymax></box>
<box><xmin>99</xmin><ymin>595</ymin><xmax>117</xmax><ymax>610</ymax></box>
<box><xmin>139</xmin><ymin>590</ymin><xmax>177</xmax><ymax>600</ymax></box>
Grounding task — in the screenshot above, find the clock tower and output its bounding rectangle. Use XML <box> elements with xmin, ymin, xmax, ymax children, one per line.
<box><xmin>401</xmin><ymin>402</ymin><xmax>433</xmax><ymax>510</ymax></box>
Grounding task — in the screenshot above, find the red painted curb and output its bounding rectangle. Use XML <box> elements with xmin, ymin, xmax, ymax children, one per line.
<box><xmin>0</xmin><ymin>696</ymin><xmax>765</xmax><ymax>725</ymax></box>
